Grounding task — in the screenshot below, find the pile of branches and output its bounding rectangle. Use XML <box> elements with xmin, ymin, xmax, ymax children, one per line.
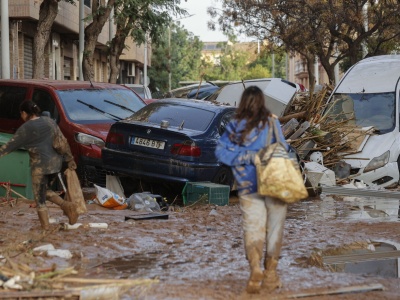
<box><xmin>280</xmin><ymin>85</ymin><xmax>371</xmax><ymax>168</ymax></box>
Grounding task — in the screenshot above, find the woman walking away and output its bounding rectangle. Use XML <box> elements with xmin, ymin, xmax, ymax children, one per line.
<box><xmin>215</xmin><ymin>86</ymin><xmax>289</xmax><ymax>294</ymax></box>
<box><xmin>0</xmin><ymin>100</ymin><xmax>79</xmax><ymax>230</ymax></box>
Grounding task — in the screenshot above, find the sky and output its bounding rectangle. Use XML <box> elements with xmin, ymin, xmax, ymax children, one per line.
<box><xmin>178</xmin><ymin>0</ymin><xmax>228</xmax><ymax>42</ymax></box>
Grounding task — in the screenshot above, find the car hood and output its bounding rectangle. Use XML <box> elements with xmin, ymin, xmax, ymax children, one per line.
<box><xmin>73</xmin><ymin>122</ymin><xmax>113</xmax><ymax>140</ymax></box>
<box><xmin>343</xmin><ymin>131</ymin><xmax>397</xmax><ymax>168</ymax></box>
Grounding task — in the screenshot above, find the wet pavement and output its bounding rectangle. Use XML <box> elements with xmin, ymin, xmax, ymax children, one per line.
<box><xmin>1</xmin><ymin>191</ymin><xmax>399</xmax><ymax>299</ymax></box>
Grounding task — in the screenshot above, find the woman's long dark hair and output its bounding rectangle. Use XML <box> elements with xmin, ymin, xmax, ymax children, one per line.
<box><xmin>233</xmin><ymin>86</ymin><xmax>271</xmax><ymax>144</ymax></box>
<box><xmin>20</xmin><ymin>100</ymin><xmax>41</xmax><ymax>119</ymax></box>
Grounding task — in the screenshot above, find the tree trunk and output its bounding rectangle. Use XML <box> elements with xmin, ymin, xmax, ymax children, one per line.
<box><xmin>305</xmin><ymin>53</ymin><xmax>316</xmax><ymax>92</ymax></box>
<box><xmin>109</xmin><ymin>15</ymin><xmax>134</xmax><ymax>84</ymax></box>
<box><xmin>108</xmin><ymin>48</ymin><xmax>120</xmax><ymax>84</ymax></box>
<box><xmin>83</xmin><ymin>0</ymin><xmax>116</xmax><ymax>81</ymax></box>
<box><xmin>319</xmin><ymin>56</ymin><xmax>336</xmax><ymax>85</ymax></box>
<box><xmin>33</xmin><ymin>0</ymin><xmax>60</xmax><ymax>79</ymax></box>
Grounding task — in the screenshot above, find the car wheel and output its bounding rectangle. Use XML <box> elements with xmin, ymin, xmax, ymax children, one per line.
<box><xmin>212</xmin><ymin>167</ymin><xmax>234</xmax><ymax>189</ymax></box>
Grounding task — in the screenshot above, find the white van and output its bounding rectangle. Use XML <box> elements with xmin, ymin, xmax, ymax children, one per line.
<box><xmin>323</xmin><ymin>55</ymin><xmax>400</xmax><ymax>187</ymax></box>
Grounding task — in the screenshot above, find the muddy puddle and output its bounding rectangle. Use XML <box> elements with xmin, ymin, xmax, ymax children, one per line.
<box><xmin>288</xmin><ymin>193</ymin><xmax>400</xmax><ymax>221</ymax></box>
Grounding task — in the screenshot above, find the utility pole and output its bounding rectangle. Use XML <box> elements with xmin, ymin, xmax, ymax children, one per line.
<box><xmin>144</xmin><ymin>33</ymin><xmax>148</xmax><ymax>87</ymax></box>
<box><xmin>168</xmin><ymin>25</ymin><xmax>171</xmax><ymax>92</ymax></box>
<box><xmin>1</xmin><ymin>0</ymin><xmax>10</xmax><ymax>79</ymax></box>
<box><xmin>79</xmin><ymin>0</ymin><xmax>84</xmax><ymax>80</ymax></box>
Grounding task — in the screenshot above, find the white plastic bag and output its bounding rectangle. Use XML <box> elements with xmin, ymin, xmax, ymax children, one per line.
<box><xmin>93</xmin><ymin>184</ymin><xmax>127</xmax><ymax>210</ymax></box>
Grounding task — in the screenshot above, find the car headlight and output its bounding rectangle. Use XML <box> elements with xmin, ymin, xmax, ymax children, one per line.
<box><xmin>363</xmin><ymin>150</ymin><xmax>390</xmax><ymax>173</ymax></box>
<box><xmin>75</xmin><ymin>133</ymin><xmax>105</xmax><ymax>148</ymax></box>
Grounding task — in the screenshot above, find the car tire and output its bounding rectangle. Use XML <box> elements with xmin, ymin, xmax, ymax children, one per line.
<box><xmin>212</xmin><ymin>167</ymin><xmax>234</xmax><ymax>189</ymax></box>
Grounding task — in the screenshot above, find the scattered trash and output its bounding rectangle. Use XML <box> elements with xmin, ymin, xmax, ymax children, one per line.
<box><xmin>49</xmin><ymin>217</ymin><xmax>59</xmax><ymax>224</ymax></box>
<box><xmin>124</xmin><ymin>213</ymin><xmax>169</xmax><ymax>221</ymax></box>
<box><xmin>33</xmin><ymin>244</ymin><xmax>55</xmax><ymax>252</ymax></box>
<box><xmin>106</xmin><ymin>174</ymin><xmax>126</xmax><ymax>199</ymax></box>
<box><xmin>127</xmin><ymin>193</ymin><xmax>161</xmax><ymax>212</ymax></box>
<box><xmin>61</xmin><ymin>223</ymin><xmax>109</xmax><ymax>230</ymax></box>
<box><xmin>209</xmin><ymin>209</ymin><xmax>219</xmax><ymax>216</ymax></box>
<box><xmin>88</xmin><ymin>223</ymin><xmax>109</xmax><ymax>229</ymax></box>
<box><xmin>61</xmin><ymin>223</ymin><xmax>83</xmax><ymax>230</ymax></box>
<box><xmin>47</xmin><ymin>249</ymin><xmax>73</xmax><ymax>259</ymax></box>
<box><xmin>93</xmin><ymin>184</ymin><xmax>127</xmax><ymax>210</ymax></box>
<box><xmin>304</xmin><ymin>162</ymin><xmax>336</xmax><ymax>187</ymax></box>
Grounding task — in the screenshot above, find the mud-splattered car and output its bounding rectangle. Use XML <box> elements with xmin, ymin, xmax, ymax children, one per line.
<box><xmin>0</xmin><ymin>79</ymin><xmax>146</xmax><ymax>186</ymax></box>
<box><xmin>102</xmin><ymin>99</ymin><xmax>236</xmax><ymax>190</ymax></box>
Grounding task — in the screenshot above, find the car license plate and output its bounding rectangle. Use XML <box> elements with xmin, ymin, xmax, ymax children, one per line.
<box><xmin>132</xmin><ymin>137</ymin><xmax>165</xmax><ymax>149</ymax></box>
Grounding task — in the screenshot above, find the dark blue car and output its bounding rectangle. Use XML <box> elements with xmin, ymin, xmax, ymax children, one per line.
<box><xmin>102</xmin><ymin>99</ymin><xmax>236</xmax><ymax>189</ymax></box>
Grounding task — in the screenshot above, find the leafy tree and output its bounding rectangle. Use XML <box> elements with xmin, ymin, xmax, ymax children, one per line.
<box><xmin>243</xmin><ymin>64</ymin><xmax>270</xmax><ymax>80</ymax></box>
<box><xmin>201</xmin><ymin>42</ymin><xmax>249</xmax><ymax>81</ymax></box>
<box><xmin>248</xmin><ymin>46</ymin><xmax>287</xmax><ymax>79</ymax></box>
<box><xmin>149</xmin><ymin>22</ymin><xmax>203</xmax><ymax>93</ymax></box>
<box><xmin>33</xmin><ymin>0</ymin><xmax>75</xmax><ymax>79</ymax></box>
<box><xmin>210</xmin><ymin>0</ymin><xmax>400</xmax><ymax>89</ymax></box>
<box><xmin>109</xmin><ymin>0</ymin><xmax>186</xmax><ymax>83</ymax></box>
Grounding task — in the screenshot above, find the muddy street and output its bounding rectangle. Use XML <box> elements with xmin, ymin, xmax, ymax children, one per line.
<box><xmin>0</xmin><ymin>191</ymin><xmax>399</xmax><ymax>299</ymax></box>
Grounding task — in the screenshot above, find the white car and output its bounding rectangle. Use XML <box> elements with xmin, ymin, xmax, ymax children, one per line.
<box><xmin>323</xmin><ymin>55</ymin><xmax>400</xmax><ymax>188</ymax></box>
<box><xmin>123</xmin><ymin>84</ymin><xmax>152</xmax><ymax>99</ymax></box>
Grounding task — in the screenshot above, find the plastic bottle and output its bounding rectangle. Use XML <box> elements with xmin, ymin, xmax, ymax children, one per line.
<box><xmin>61</xmin><ymin>223</ymin><xmax>108</xmax><ymax>230</ymax></box>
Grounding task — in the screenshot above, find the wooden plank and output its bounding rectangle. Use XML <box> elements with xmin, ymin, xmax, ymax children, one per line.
<box><xmin>53</xmin><ymin>277</ymin><xmax>157</xmax><ymax>285</ymax></box>
<box><xmin>285</xmin><ymin>283</ymin><xmax>384</xmax><ymax>299</ymax></box>
<box><xmin>288</xmin><ymin>121</ymin><xmax>310</xmax><ymax>140</ymax></box>
<box><xmin>0</xmin><ymin>290</ymin><xmax>79</xmax><ymax>298</ymax></box>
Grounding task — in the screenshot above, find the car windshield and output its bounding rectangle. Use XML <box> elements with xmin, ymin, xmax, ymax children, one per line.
<box><xmin>57</xmin><ymin>89</ymin><xmax>145</xmax><ymax>123</ymax></box>
<box><xmin>131</xmin><ymin>87</ymin><xmax>145</xmax><ymax>98</ymax></box>
<box><xmin>128</xmin><ymin>103</ymin><xmax>215</xmax><ymax>131</ymax></box>
<box><xmin>324</xmin><ymin>92</ymin><xmax>395</xmax><ymax>134</ymax></box>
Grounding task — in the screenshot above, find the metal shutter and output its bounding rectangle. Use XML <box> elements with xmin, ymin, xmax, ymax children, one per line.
<box><xmin>23</xmin><ymin>36</ymin><xmax>33</xmax><ymax>79</ymax></box>
<box><xmin>64</xmin><ymin>57</ymin><xmax>71</xmax><ymax>79</ymax></box>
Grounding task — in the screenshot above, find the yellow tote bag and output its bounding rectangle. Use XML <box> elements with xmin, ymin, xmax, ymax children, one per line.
<box><xmin>255</xmin><ymin>118</ymin><xmax>308</xmax><ymax>203</ymax></box>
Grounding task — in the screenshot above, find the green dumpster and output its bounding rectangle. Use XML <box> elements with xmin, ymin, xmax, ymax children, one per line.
<box><xmin>0</xmin><ymin>133</ymin><xmax>33</xmax><ymax>200</ymax></box>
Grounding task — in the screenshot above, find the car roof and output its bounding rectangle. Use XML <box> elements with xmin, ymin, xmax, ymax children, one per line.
<box><xmin>147</xmin><ymin>98</ymin><xmax>235</xmax><ymax>112</ymax></box>
<box><xmin>123</xmin><ymin>84</ymin><xmax>147</xmax><ymax>88</ymax></box>
<box><xmin>0</xmin><ymin>79</ymin><xmax>129</xmax><ymax>91</ymax></box>
<box><xmin>336</xmin><ymin>55</ymin><xmax>400</xmax><ymax>94</ymax></box>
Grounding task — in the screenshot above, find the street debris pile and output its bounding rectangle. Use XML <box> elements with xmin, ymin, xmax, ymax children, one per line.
<box><xmin>280</xmin><ymin>85</ymin><xmax>373</xmax><ymax>186</ymax></box>
<box><xmin>0</xmin><ymin>255</ymin><xmax>156</xmax><ymax>298</ymax></box>
<box><xmin>0</xmin><ymin>207</ymin><xmax>158</xmax><ymax>298</ymax></box>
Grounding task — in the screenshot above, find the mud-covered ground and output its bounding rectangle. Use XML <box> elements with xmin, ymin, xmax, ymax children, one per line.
<box><xmin>0</xmin><ymin>190</ymin><xmax>399</xmax><ymax>299</ymax></box>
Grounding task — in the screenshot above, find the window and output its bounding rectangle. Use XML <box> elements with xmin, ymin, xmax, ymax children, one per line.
<box><xmin>32</xmin><ymin>89</ymin><xmax>60</xmax><ymax>122</ymax></box>
<box><xmin>0</xmin><ymin>86</ymin><xmax>27</xmax><ymax>119</ymax></box>
<box><xmin>84</xmin><ymin>0</ymin><xmax>91</xmax><ymax>7</ymax></box>
<box><xmin>219</xmin><ymin>111</ymin><xmax>234</xmax><ymax>135</ymax></box>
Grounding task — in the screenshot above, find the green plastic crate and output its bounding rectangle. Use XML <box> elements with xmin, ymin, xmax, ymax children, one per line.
<box><xmin>182</xmin><ymin>182</ymin><xmax>230</xmax><ymax>206</ymax></box>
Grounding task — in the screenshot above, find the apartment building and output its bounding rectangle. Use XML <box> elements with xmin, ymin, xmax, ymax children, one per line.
<box><xmin>286</xmin><ymin>53</ymin><xmax>330</xmax><ymax>89</ymax></box>
<box><xmin>2</xmin><ymin>0</ymin><xmax>149</xmax><ymax>83</ymax></box>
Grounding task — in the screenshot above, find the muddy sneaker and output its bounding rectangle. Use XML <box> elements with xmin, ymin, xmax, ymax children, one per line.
<box><xmin>261</xmin><ymin>270</ymin><xmax>282</xmax><ymax>292</ymax></box>
<box><xmin>61</xmin><ymin>201</ymin><xmax>79</xmax><ymax>225</ymax></box>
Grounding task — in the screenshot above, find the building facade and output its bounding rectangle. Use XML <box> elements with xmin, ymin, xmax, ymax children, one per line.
<box><xmin>1</xmin><ymin>0</ymin><xmax>150</xmax><ymax>83</ymax></box>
